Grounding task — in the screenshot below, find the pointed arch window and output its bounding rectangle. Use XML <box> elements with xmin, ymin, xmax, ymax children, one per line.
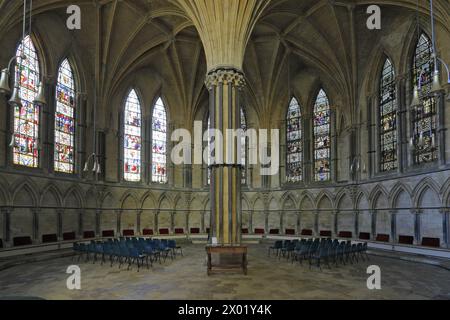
<box><xmin>379</xmin><ymin>58</ymin><xmax>398</xmax><ymax>172</ymax></box>
<box><xmin>13</xmin><ymin>35</ymin><xmax>40</xmax><ymax>167</ymax></box>
<box><xmin>313</xmin><ymin>89</ymin><xmax>331</xmax><ymax>182</ymax></box>
<box><xmin>55</xmin><ymin>59</ymin><xmax>76</xmax><ymax>173</ymax></box>
<box><xmin>286</xmin><ymin>97</ymin><xmax>303</xmax><ymax>182</ymax></box>
<box><xmin>412</xmin><ymin>33</ymin><xmax>437</xmax><ymax>164</ymax></box>
<box><xmin>152</xmin><ymin>98</ymin><xmax>167</xmax><ymax>183</ymax></box>
<box><xmin>123</xmin><ymin>89</ymin><xmax>142</xmax><ymax>182</ymax></box>
<box><xmin>240</xmin><ymin>107</ymin><xmax>247</xmax><ymax>185</ymax></box>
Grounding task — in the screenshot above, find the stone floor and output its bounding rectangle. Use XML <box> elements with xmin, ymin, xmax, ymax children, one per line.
<box><xmin>0</xmin><ymin>244</ymin><xmax>449</xmax><ymax>300</ymax></box>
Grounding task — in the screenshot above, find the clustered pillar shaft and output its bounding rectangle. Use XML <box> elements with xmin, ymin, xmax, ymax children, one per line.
<box><xmin>206</xmin><ymin>68</ymin><xmax>245</xmax><ymax>245</ymax></box>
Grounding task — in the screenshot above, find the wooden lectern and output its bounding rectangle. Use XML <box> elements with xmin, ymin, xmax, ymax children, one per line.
<box><xmin>206</xmin><ymin>245</ymin><xmax>248</xmax><ymax>276</ymax></box>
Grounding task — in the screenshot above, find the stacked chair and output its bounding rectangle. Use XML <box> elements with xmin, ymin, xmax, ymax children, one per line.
<box><xmin>269</xmin><ymin>238</ymin><xmax>369</xmax><ymax>271</ymax></box>
<box><xmin>72</xmin><ymin>237</ymin><xmax>183</xmax><ymax>272</ymax></box>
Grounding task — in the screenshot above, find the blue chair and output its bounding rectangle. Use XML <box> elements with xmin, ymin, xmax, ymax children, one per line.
<box><xmin>159</xmin><ymin>242</ymin><xmax>172</xmax><ymax>262</ymax></box>
<box><xmin>268</xmin><ymin>240</ymin><xmax>282</xmax><ymax>257</ymax></box>
<box><xmin>168</xmin><ymin>240</ymin><xmax>182</xmax><ymax>257</ymax></box>
<box><xmin>127</xmin><ymin>247</ymin><xmax>146</xmax><ymax>271</ymax></box>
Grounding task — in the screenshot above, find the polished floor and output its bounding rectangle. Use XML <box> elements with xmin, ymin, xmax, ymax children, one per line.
<box><xmin>0</xmin><ymin>244</ymin><xmax>449</xmax><ymax>300</ymax></box>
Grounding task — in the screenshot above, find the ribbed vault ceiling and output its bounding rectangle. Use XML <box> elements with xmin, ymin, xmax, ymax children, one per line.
<box><xmin>0</xmin><ymin>0</ymin><xmax>448</xmax><ymax>126</ymax></box>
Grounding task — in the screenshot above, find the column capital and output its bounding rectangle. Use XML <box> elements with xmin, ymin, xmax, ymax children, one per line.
<box><xmin>1</xmin><ymin>207</ymin><xmax>13</xmax><ymax>214</ymax></box>
<box><xmin>205</xmin><ymin>68</ymin><xmax>246</xmax><ymax>90</ymax></box>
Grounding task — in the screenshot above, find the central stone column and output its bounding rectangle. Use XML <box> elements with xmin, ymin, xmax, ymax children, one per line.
<box><xmin>206</xmin><ymin>68</ymin><xmax>245</xmax><ymax>245</ymax></box>
<box><xmin>171</xmin><ymin>0</ymin><xmax>270</xmax><ymax>247</ymax></box>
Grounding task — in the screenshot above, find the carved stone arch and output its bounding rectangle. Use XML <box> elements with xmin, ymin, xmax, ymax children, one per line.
<box><xmin>251</xmin><ymin>193</ymin><xmax>265</xmax><ymax>211</ymax></box>
<box><xmin>356</xmin><ymin>190</ymin><xmax>370</xmax><ymax>210</ymax></box>
<box><xmin>99</xmin><ymin>192</ymin><xmax>118</xmax><ymax>235</ymax></box>
<box><xmin>251</xmin><ymin>193</ymin><xmax>266</xmax><ymax>232</ymax></box>
<box><xmin>38</xmin><ymin>184</ymin><xmax>62</xmax><ymax>240</ymax></box>
<box><xmin>61</xmin><ymin>185</ymin><xmax>84</xmax><ymax>236</ymax></box>
<box><xmin>141</xmin><ymin>191</ymin><xmax>157</xmax><ymax>209</ymax></box>
<box><xmin>336</xmin><ymin>188</ymin><xmax>353</xmax><ymax>211</ymax></box>
<box><xmin>10</xmin><ymin>178</ymin><xmax>39</xmax><ymax>240</ymax></box>
<box><xmin>389</xmin><ymin>182</ymin><xmax>412</xmax><ymax>209</ymax></box>
<box><xmin>120</xmin><ymin>191</ymin><xmax>139</xmax><ymax>234</ymax></box>
<box><xmin>64</xmin><ymin>185</ymin><xmax>84</xmax><ymax>209</ymax></box>
<box><xmin>280</xmin><ymin>192</ymin><xmax>297</xmax><ymax>233</ymax></box>
<box><xmin>140</xmin><ymin>191</ymin><xmax>157</xmax><ymax>234</ymax></box>
<box><xmin>188</xmin><ymin>195</ymin><xmax>206</xmax><ymax>232</ymax></box>
<box><xmin>40</xmin><ymin>184</ymin><xmax>63</xmax><ymax>208</ymax></box>
<box><xmin>315</xmin><ymin>190</ymin><xmax>334</xmax><ymax>210</ymax></box>
<box><xmin>158</xmin><ymin>193</ymin><xmax>174</xmax><ymax>210</ymax></box>
<box><xmin>441</xmin><ymin>178</ymin><xmax>450</xmax><ymax>207</ymax></box>
<box><xmin>120</xmin><ymin>191</ymin><xmax>139</xmax><ymax>209</ymax></box>
<box><xmin>11</xmin><ymin>178</ymin><xmax>39</xmax><ymax>207</ymax></box>
<box><xmin>100</xmin><ymin>192</ymin><xmax>118</xmax><ymax>209</ymax></box>
<box><xmin>267</xmin><ymin>195</ymin><xmax>280</xmax><ymax>232</ymax></box>
<box><xmin>173</xmin><ymin>194</ymin><xmax>187</xmax><ymax>233</ymax></box>
<box><xmin>281</xmin><ymin>192</ymin><xmax>297</xmax><ymax>210</ymax></box>
<box><xmin>369</xmin><ymin>184</ymin><xmax>389</xmax><ymax>210</ymax></box>
<box><xmin>157</xmin><ymin>193</ymin><xmax>174</xmax><ymax>232</ymax></box>
<box><xmin>412</xmin><ymin>178</ymin><xmax>442</xmax><ymax>208</ymax></box>
<box><xmin>298</xmin><ymin>192</ymin><xmax>314</xmax><ymax>210</ymax></box>
<box><xmin>315</xmin><ymin>191</ymin><xmax>334</xmax><ymax>234</ymax></box>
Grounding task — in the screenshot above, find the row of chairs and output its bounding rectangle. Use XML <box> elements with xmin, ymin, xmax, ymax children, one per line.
<box><xmin>73</xmin><ymin>238</ymin><xmax>183</xmax><ymax>271</ymax></box>
<box><xmin>269</xmin><ymin>238</ymin><xmax>369</xmax><ymax>270</ymax></box>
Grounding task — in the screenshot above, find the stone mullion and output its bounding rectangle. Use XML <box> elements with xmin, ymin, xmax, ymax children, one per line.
<box><xmin>314</xmin><ymin>210</ymin><xmax>319</xmax><ymax>236</ymax></box>
<box><xmin>412</xmin><ymin>209</ymin><xmax>421</xmax><ymax>245</ymax></box>
<box><xmin>397</xmin><ymin>77</ymin><xmax>407</xmax><ymax>173</ymax></box>
<box><xmin>390</xmin><ymin>210</ymin><xmax>397</xmax><ymax>244</ymax></box>
<box><xmin>32</xmin><ymin>208</ymin><xmax>40</xmax><ymax>243</ymax></box>
<box><xmin>436</xmin><ymin>92</ymin><xmax>446</xmax><ymax>166</ymax></box>
<box><xmin>333</xmin><ymin>210</ymin><xmax>339</xmax><ymax>236</ymax></box>
<box><xmin>137</xmin><ymin>210</ymin><xmax>142</xmax><ymax>235</ymax></box>
<box><xmin>444</xmin><ymin>209</ymin><xmax>449</xmax><ymax>249</ymax></box>
<box><xmin>95</xmin><ymin>209</ymin><xmax>101</xmax><ymax>236</ymax></box>
<box><xmin>78</xmin><ymin>210</ymin><xmax>83</xmax><ymax>238</ymax></box>
<box><xmin>331</xmin><ymin>109</ymin><xmax>338</xmax><ymax>183</ymax></box>
<box><xmin>371</xmin><ymin>209</ymin><xmax>377</xmax><ymax>239</ymax></box>
<box><xmin>1</xmin><ymin>207</ymin><xmax>11</xmax><ymax>243</ymax></box>
<box><xmin>56</xmin><ymin>209</ymin><xmax>64</xmax><ymax>240</ymax></box>
<box><xmin>116</xmin><ymin>209</ymin><xmax>122</xmax><ymax>236</ymax></box>
<box><xmin>367</xmin><ymin>95</ymin><xmax>376</xmax><ymax>178</ymax></box>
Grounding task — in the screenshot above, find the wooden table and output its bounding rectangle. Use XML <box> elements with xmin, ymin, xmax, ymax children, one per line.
<box><xmin>206</xmin><ymin>245</ymin><xmax>248</xmax><ymax>275</ymax></box>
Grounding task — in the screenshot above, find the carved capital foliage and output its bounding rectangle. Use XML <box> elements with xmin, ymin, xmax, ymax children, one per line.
<box><xmin>205</xmin><ymin>68</ymin><xmax>246</xmax><ymax>90</ymax></box>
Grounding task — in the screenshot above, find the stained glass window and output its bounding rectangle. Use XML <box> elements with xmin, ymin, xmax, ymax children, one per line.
<box><xmin>313</xmin><ymin>89</ymin><xmax>331</xmax><ymax>182</ymax></box>
<box><xmin>124</xmin><ymin>89</ymin><xmax>142</xmax><ymax>182</ymax></box>
<box><xmin>240</xmin><ymin>108</ymin><xmax>247</xmax><ymax>185</ymax></box>
<box><xmin>412</xmin><ymin>33</ymin><xmax>437</xmax><ymax>164</ymax></box>
<box><xmin>55</xmin><ymin>59</ymin><xmax>76</xmax><ymax>173</ymax></box>
<box><xmin>13</xmin><ymin>35</ymin><xmax>40</xmax><ymax>167</ymax></box>
<box><xmin>152</xmin><ymin>98</ymin><xmax>167</xmax><ymax>183</ymax></box>
<box><xmin>286</xmin><ymin>97</ymin><xmax>302</xmax><ymax>182</ymax></box>
<box><xmin>379</xmin><ymin>58</ymin><xmax>398</xmax><ymax>172</ymax></box>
